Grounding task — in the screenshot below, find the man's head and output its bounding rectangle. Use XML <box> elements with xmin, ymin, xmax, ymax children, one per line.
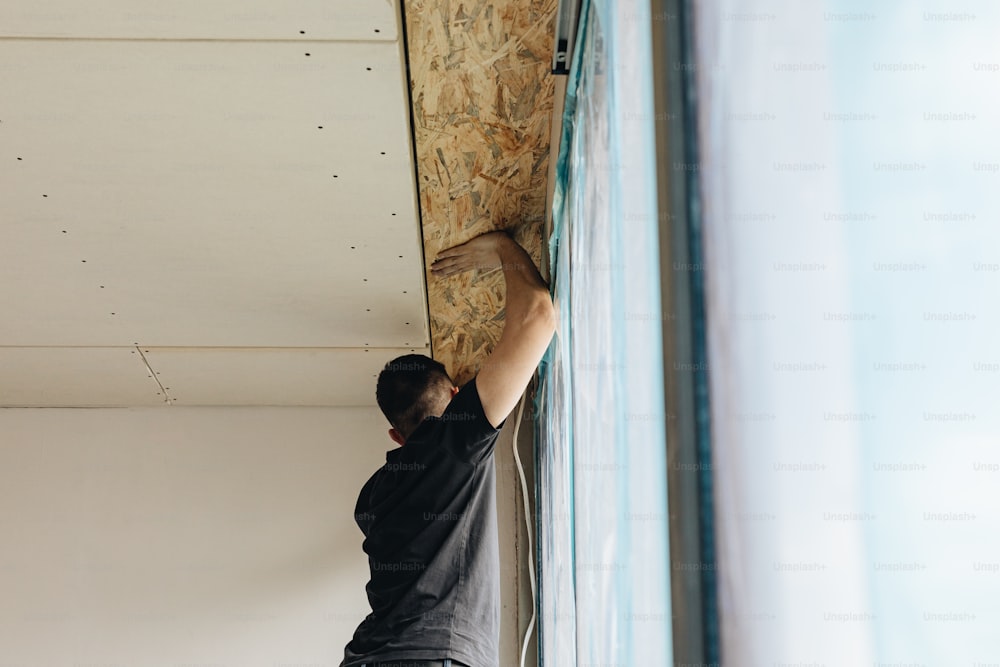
<box><xmin>376</xmin><ymin>354</ymin><xmax>458</xmax><ymax>445</ymax></box>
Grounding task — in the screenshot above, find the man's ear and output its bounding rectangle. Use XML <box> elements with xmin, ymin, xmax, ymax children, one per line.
<box><xmin>388</xmin><ymin>428</ymin><xmax>406</xmax><ymax>447</ymax></box>
<box><xmin>450</xmin><ymin>385</ymin><xmax>460</xmax><ymax>398</ymax></box>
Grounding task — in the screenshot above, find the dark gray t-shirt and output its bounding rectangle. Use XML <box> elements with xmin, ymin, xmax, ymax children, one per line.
<box><xmin>341</xmin><ymin>378</ymin><xmax>503</xmax><ymax>667</ymax></box>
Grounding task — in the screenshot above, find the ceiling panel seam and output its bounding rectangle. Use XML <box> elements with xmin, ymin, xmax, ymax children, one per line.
<box><xmin>0</xmin><ymin>36</ymin><xmax>397</xmax><ymax>44</ymax></box>
<box><xmin>131</xmin><ymin>347</ymin><xmax>431</xmax><ymax>352</ymax></box>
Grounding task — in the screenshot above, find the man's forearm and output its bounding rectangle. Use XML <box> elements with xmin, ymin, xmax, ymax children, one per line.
<box><xmin>465</xmin><ymin>232</ymin><xmax>556</xmax><ymax>426</ymax></box>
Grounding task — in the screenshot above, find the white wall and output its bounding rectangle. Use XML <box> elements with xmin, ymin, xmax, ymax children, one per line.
<box><xmin>0</xmin><ymin>404</ymin><xmax>535</xmax><ymax>667</ymax></box>
<box><xmin>0</xmin><ymin>406</ymin><xmax>387</xmax><ymax>666</ymax></box>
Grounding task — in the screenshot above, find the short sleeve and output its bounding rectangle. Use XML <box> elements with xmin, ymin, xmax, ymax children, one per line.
<box><xmin>437</xmin><ymin>377</ymin><xmax>504</xmax><ymax>464</ymax></box>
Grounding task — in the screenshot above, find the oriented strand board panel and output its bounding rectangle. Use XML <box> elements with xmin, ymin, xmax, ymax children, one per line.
<box><xmin>405</xmin><ymin>0</ymin><xmax>557</xmax><ymax>385</ymax></box>
<box><xmin>0</xmin><ymin>39</ymin><xmax>428</xmax><ymax>349</ymax></box>
<box><xmin>142</xmin><ymin>347</ymin><xmax>429</xmax><ymax>406</ymax></box>
<box><xmin>0</xmin><ymin>0</ymin><xmax>397</xmax><ymax>41</ymax></box>
<box><xmin>0</xmin><ymin>347</ymin><xmax>164</xmax><ymax>406</ymax></box>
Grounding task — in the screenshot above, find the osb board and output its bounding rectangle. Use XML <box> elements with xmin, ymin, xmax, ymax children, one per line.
<box><xmin>404</xmin><ymin>0</ymin><xmax>557</xmax><ymax>385</ymax></box>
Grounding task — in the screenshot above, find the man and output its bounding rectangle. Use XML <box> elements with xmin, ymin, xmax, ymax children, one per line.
<box><xmin>340</xmin><ymin>230</ymin><xmax>556</xmax><ymax>667</ymax></box>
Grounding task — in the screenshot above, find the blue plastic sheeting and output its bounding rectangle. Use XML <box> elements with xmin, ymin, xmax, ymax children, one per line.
<box><xmin>536</xmin><ymin>0</ymin><xmax>672</xmax><ymax>663</ymax></box>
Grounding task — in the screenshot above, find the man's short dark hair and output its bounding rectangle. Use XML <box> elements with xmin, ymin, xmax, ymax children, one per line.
<box><xmin>376</xmin><ymin>354</ymin><xmax>455</xmax><ymax>440</ymax></box>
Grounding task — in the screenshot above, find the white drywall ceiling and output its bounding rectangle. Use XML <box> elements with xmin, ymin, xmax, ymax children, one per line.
<box><xmin>0</xmin><ymin>0</ymin><xmax>398</xmax><ymax>41</ymax></box>
<box><xmin>0</xmin><ymin>1</ymin><xmax>428</xmax><ymax>407</ymax></box>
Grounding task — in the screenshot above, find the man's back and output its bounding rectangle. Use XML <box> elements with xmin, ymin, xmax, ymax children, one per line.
<box><xmin>341</xmin><ymin>379</ymin><xmax>503</xmax><ymax>667</ymax></box>
<box><xmin>343</xmin><ymin>231</ymin><xmax>555</xmax><ymax>666</ymax></box>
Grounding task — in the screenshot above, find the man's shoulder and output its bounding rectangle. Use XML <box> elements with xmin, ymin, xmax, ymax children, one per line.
<box><xmin>397</xmin><ymin>378</ymin><xmax>500</xmax><ymax>465</ymax></box>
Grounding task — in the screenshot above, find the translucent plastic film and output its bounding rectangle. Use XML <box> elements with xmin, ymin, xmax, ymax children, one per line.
<box><xmin>537</xmin><ymin>0</ymin><xmax>672</xmax><ymax>663</ymax></box>
<box><xmin>696</xmin><ymin>1</ymin><xmax>1000</xmax><ymax>664</ymax></box>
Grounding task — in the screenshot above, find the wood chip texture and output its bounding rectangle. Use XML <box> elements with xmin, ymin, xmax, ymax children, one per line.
<box><xmin>404</xmin><ymin>0</ymin><xmax>557</xmax><ymax>385</ymax></box>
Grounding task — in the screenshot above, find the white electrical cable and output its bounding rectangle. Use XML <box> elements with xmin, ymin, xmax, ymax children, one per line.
<box><xmin>511</xmin><ymin>390</ymin><xmax>536</xmax><ymax>667</ymax></box>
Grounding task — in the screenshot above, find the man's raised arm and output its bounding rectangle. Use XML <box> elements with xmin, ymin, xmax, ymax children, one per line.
<box><xmin>431</xmin><ymin>231</ymin><xmax>557</xmax><ymax>428</ymax></box>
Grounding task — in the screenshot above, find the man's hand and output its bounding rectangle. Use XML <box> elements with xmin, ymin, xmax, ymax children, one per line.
<box><xmin>430</xmin><ymin>231</ymin><xmax>508</xmax><ymax>277</ymax></box>
<box><xmin>431</xmin><ymin>230</ymin><xmax>555</xmax><ymax>428</ymax></box>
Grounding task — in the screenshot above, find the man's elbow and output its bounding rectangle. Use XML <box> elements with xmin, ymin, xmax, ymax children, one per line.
<box><xmin>503</xmin><ymin>289</ymin><xmax>556</xmax><ymax>343</ymax></box>
<box><xmin>526</xmin><ymin>293</ymin><xmax>557</xmax><ymax>335</ymax></box>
